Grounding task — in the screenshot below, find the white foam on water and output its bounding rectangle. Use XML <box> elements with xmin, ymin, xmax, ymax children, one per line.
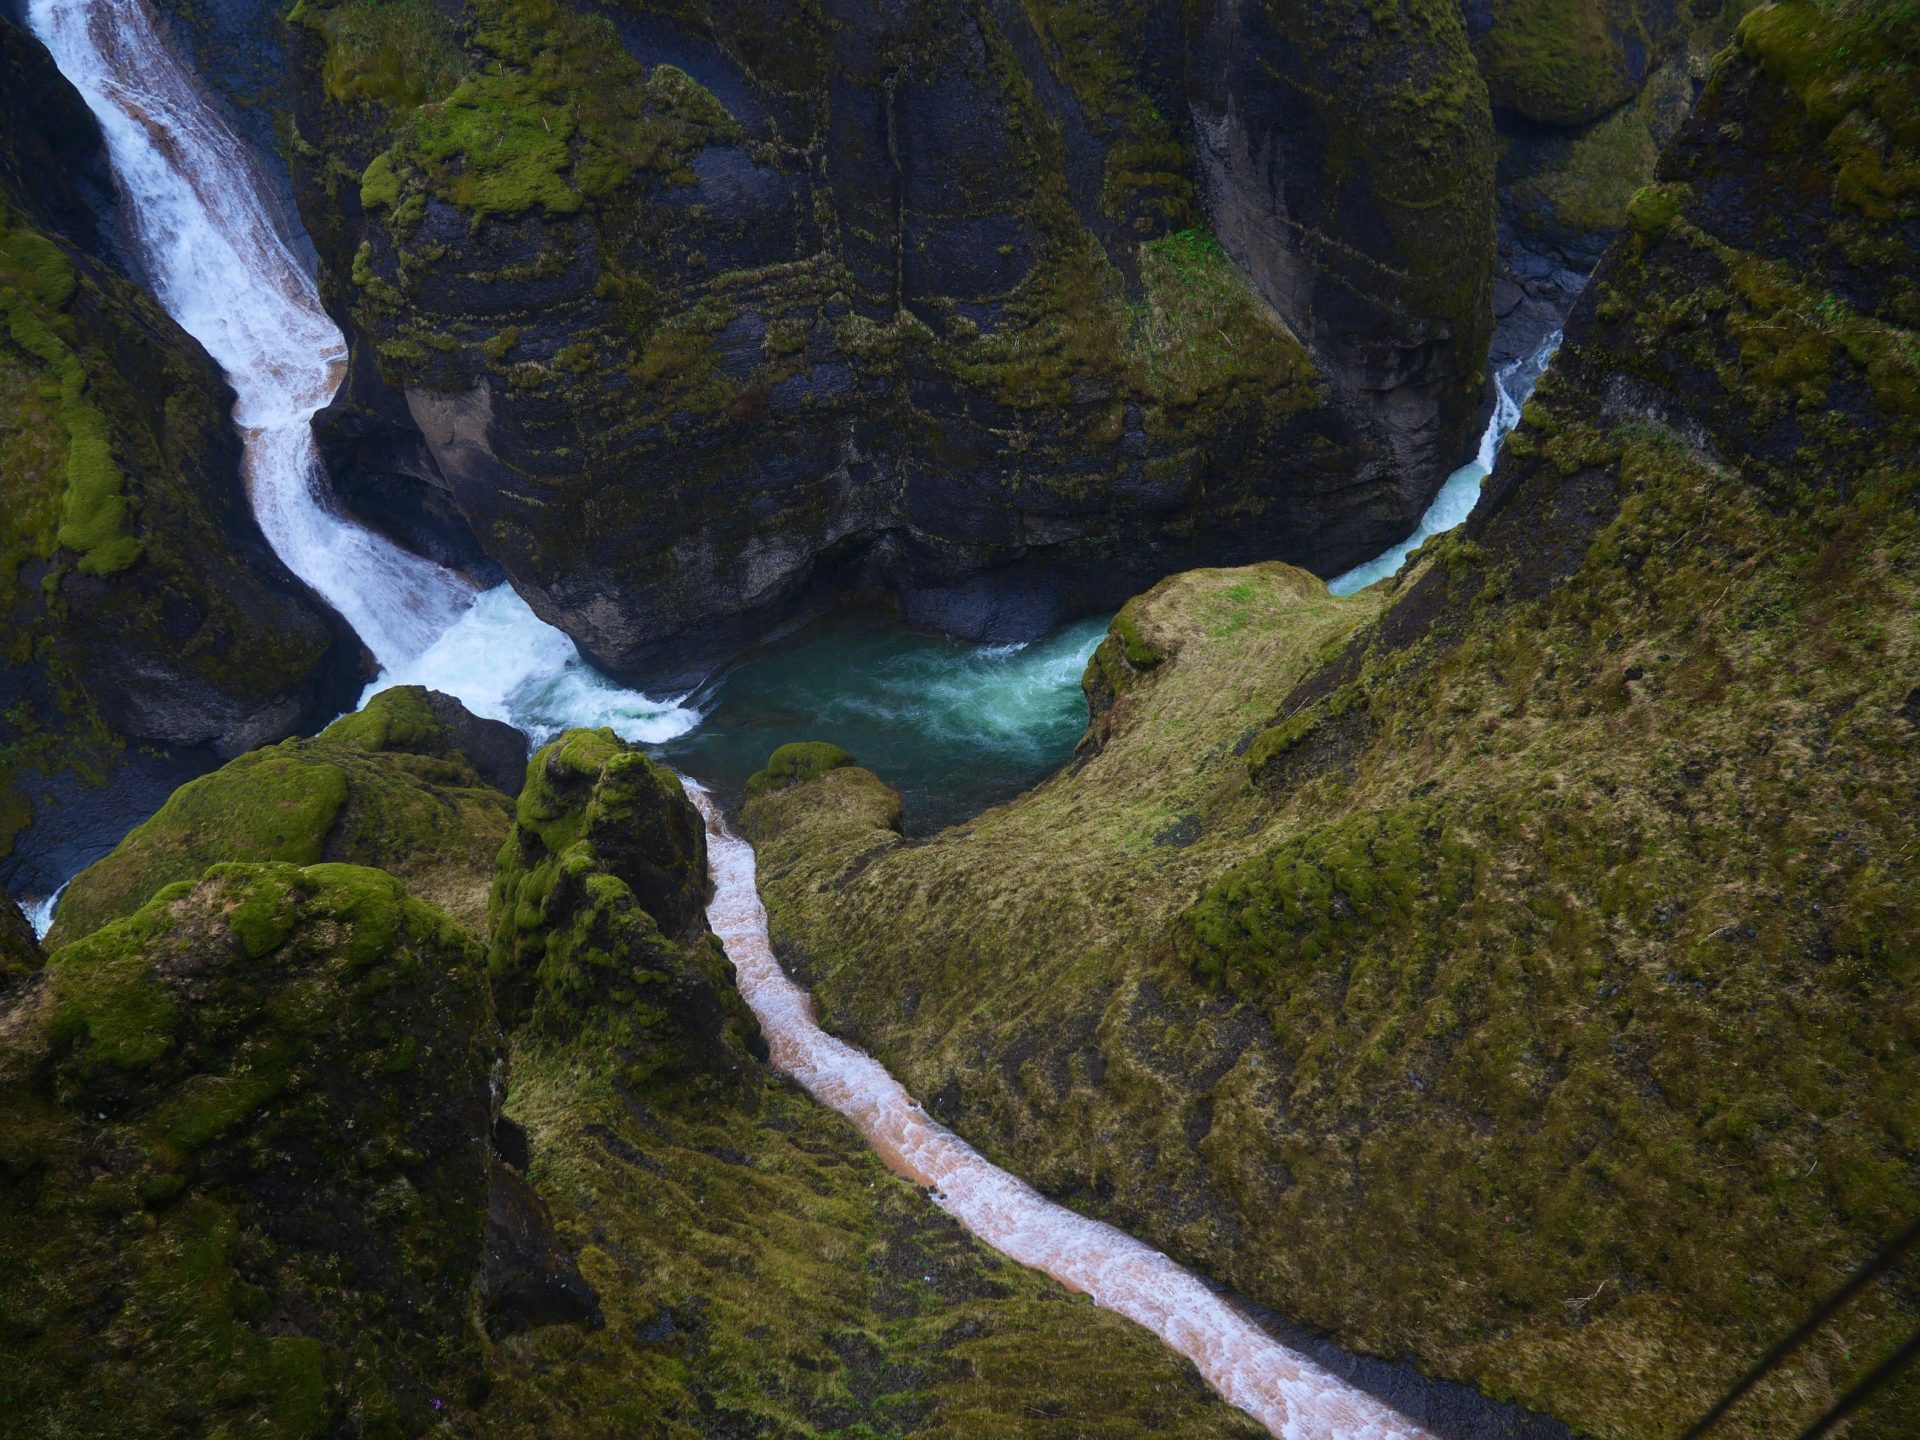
<box><xmin>28</xmin><ymin>0</ymin><xmax>695</xmax><ymax>741</ymax></box>
<box><xmin>24</xmin><ymin>882</ymin><xmax>68</xmax><ymax>941</ymax></box>
<box><xmin>1329</xmin><ymin>331</ymin><xmax>1563</xmax><ymax>596</ymax></box>
<box><xmin>691</xmin><ymin>786</ymin><xmax>1434</xmax><ymax>1440</ymax></box>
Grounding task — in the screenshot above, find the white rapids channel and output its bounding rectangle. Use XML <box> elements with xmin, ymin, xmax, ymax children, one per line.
<box><xmin>1330</xmin><ymin>330</ymin><xmax>1562</xmax><ymax>596</ymax></box>
<box><xmin>33</xmin><ymin>0</ymin><xmax>1491</xmax><ymax>1430</ymax></box>
<box><xmin>693</xmin><ymin>786</ymin><xmax>1433</xmax><ymax>1440</ymax></box>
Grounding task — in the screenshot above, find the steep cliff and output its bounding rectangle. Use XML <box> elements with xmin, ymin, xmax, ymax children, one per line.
<box><xmin>1</xmin><ymin>698</ymin><xmax>1272</xmax><ymax>1437</ymax></box>
<box><xmin>0</xmin><ymin>15</ymin><xmax>365</xmax><ymax>899</ymax></box>
<box><xmin>746</xmin><ymin>8</ymin><xmax>1920</xmax><ymax>1436</ymax></box>
<box><xmin>120</xmin><ymin>0</ymin><xmax>1496</xmax><ymax>683</ymax></box>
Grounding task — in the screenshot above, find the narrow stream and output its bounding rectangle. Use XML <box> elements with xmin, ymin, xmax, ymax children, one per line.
<box><xmin>27</xmin><ymin>1</ymin><xmax>1559</xmax><ymax>1431</ymax></box>
<box><xmin>693</xmin><ymin>787</ymin><xmax>1433</xmax><ymax>1440</ymax></box>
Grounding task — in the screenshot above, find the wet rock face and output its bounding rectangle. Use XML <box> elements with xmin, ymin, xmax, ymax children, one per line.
<box><xmin>0</xmin><ymin>14</ymin><xmax>367</xmax><ymax>899</ymax></box>
<box><xmin>253</xmin><ymin>0</ymin><xmax>1507</xmax><ymax>684</ymax></box>
<box><xmin>1187</xmin><ymin>0</ymin><xmax>1497</xmax><ymax>522</ymax></box>
<box><xmin>0</xmin><ymin>890</ymin><xmax>40</xmax><ymax>987</ymax></box>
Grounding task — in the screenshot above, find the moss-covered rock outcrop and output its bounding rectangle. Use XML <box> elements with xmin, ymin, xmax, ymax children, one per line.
<box><xmin>747</xmin><ymin>13</ymin><xmax>1920</xmax><ymax>1436</ymax></box>
<box><xmin>0</xmin><ymin>15</ymin><xmax>364</xmax><ymax>899</ymax></box>
<box><xmin>1</xmin><ymin>862</ymin><xmax>502</xmax><ymax>1437</ymax></box>
<box><xmin>47</xmin><ymin>687</ymin><xmax>521</xmax><ymax>947</ymax></box>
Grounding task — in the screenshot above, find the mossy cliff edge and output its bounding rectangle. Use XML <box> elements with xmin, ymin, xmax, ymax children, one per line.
<box><xmin>0</xmin><ymin>15</ymin><xmax>365</xmax><ymax>899</ymax></box>
<box><xmin>746</xmin><ymin>10</ymin><xmax>1920</xmax><ymax>1437</ymax></box>
<box><xmin>0</xmin><ymin>694</ymin><xmax>1270</xmax><ymax>1438</ymax></box>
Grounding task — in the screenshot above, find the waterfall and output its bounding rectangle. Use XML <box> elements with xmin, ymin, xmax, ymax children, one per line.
<box><xmin>1329</xmin><ymin>330</ymin><xmax>1564</xmax><ymax>596</ymax></box>
<box><xmin>26</xmin><ymin>0</ymin><xmax>697</xmax><ymax>745</ymax></box>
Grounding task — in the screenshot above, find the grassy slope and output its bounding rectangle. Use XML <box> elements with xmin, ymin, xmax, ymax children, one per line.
<box><xmin>748</xmin><ymin>12</ymin><xmax>1920</xmax><ymax>1438</ymax></box>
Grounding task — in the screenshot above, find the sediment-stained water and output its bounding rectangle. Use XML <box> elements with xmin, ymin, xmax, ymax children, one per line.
<box><xmin>692</xmin><ymin>786</ymin><xmax>1434</xmax><ymax>1440</ymax></box>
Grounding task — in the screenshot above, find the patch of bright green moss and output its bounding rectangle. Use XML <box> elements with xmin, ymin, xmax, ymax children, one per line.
<box><xmin>1131</xmin><ymin>228</ymin><xmax>1317</xmax><ymax>412</ymax></box>
<box><xmin>50</xmin><ymin>691</ymin><xmax>517</xmax><ymax>947</ymax></box>
<box><xmin>744</xmin><ymin>740</ymin><xmax>856</xmax><ymax>799</ymax></box>
<box><xmin>0</xmin><ymin>217</ymin><xmax>139</xmax><ymax>576</ymax></box>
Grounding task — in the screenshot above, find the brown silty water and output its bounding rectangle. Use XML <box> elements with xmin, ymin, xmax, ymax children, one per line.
<box><xmin>691</xmin><ymin>786</ymin><xmax>1435</xmax><ymax>1440</ymax></box>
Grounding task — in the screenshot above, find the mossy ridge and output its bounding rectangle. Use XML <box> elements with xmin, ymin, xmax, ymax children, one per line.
<box><xmin>0</xmin><ymin>211</ymin><xmax>139</xmax><ymax>577</ymax></box>
<box><xmin>1</xmin><ymin>863</ymin><xmax>496</xmax><ymax>1440</ymax></box>
<box><xmin>47</xmin><ymin>688</ymin><xmax>516</xmax><ymax>947</ymax></box>
<box><xmin>746</xmin><ymin>33</ymin><xmax>1920</xmax><ymax>1436</ymax></box>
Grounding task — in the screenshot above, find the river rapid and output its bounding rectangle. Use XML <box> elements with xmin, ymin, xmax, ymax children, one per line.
<box><xmin>26</xmin><ymin>0</ymin><xmax>1560</xmax><ymax>1433</ymax></box>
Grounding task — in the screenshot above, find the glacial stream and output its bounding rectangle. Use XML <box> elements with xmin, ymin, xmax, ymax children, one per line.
<box><xmin>29</xmin><ymin>0</ymin><xmax>1556</xmax><ymax>1433</ymax></box>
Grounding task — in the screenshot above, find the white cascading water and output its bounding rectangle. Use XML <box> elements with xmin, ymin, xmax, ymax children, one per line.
<box><xmin>692</xmin><ymin>787</ymin><xmax>1434</xmax><ymax>1440</ymax></box>
<box><xmin>1329</xmin><ymin>331</ymin><xmax>1563</xmax><ymax>596</ymax></box>
<box><xmin>24</xmin><ymin>2</ymin><xmax>1484</xmax><ymax>1428</ymax></box>
<box><xmin>27</xmin><ymin>0</ymin><xmax>698</xmax><ymax>746</ymax></box>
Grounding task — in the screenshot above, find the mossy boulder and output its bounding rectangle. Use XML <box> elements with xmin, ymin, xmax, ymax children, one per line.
<box><xmin>748</xmin><ymin>24</ymin><xmax>1920</xmax><ymax>1436</ymax></box>
<box><xmin>487</xmin><ymin>729</ymin><xmax>757</xmax><ymax>1087</ymax></box>
<box><xmin>0</xmin><ymin>863</ymin><xmax>501</xmax><ymax>1438</ymax></box>
<box><xmin>743</xmin><ymin>740</ymin><xmax>856</xmax><ymax>799</ymax></box>
<box><xmin>48</xmin><ymin>688</ymin><xmax>519</xmax><ymax>947</ymax></box>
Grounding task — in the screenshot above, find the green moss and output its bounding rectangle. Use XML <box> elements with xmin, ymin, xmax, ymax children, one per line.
<box><xmin>358</xmin><ymin>151</ymin><xmax>399</xmax><ymax>209</ymax></box>
<box><xmin>51</xmin><ymin>691</ymin><xmax>517</xmax><ymax>947</ymax></box>
<box><xmin>360</xmin><ymin>0</ymin><xmax>741</xmax><ymax>219</ymax></box>
<box><xmin>1512</xmin><ymin>57</ymin><xmax>1697</xmax><ymax>238</ymax></box>
<box><xmin>46</xmin><ymin>914</ymin><xmax>182</xmax><ymax>1071</ymax></box>
<box><xmin>1627</xmin><ymin>180</ymin><xmax>1693</xmax><ymax>236</ymax></box>
<box><xmin>291</xmin><ymin>0</ymin><xmax>470</xmax><ymax>110</ymax></box>
<box><xmin>743</xmin><ymin>740</ymin><xmax>856</xmax><ymax>799</ymax></box>
<box><xmin>1130</xmin><ymin>228</ymin><xmax>1317</xmax><ymax>412</ymax></box>
<box><xmin>0</xmin><ymin>218</ymin><xmax>140</xmax><ymax>576</ymax></box>
<box><xmin>5</xmin><ymin>863</ymin><xmax>497</xmax><ymax>1439</ymax></box>
<box><xmin>1475</xmin><ymin>0</ymin><xmax>1686</xmax><ymax>125</ymax></box>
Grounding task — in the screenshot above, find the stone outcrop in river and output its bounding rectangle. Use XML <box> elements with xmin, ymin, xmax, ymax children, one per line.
<box><xmin>0</xmin><ymin>13</ymin><xmax>364</xmax><ymax>899</ymax></box>
<box><xmin>744</xmin><ymin>8</ymin><xmax>1920</xmax><ymax>1436</ymax></box>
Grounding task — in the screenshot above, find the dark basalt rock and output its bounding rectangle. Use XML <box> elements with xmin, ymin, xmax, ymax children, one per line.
<box><xmin>0</xmin><ymin>889</ymin><xmax>39</xmax><ymax>987</ymax></box>
<box><xmin>478</xmin><ymin>1158</ymin><xmax>605</xmax><ymax>1338</ymax></box>
<box><xmin>242</xmin><ymin>0</ymin><xmax>1509</xmax><ymax>686</ymax></box>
